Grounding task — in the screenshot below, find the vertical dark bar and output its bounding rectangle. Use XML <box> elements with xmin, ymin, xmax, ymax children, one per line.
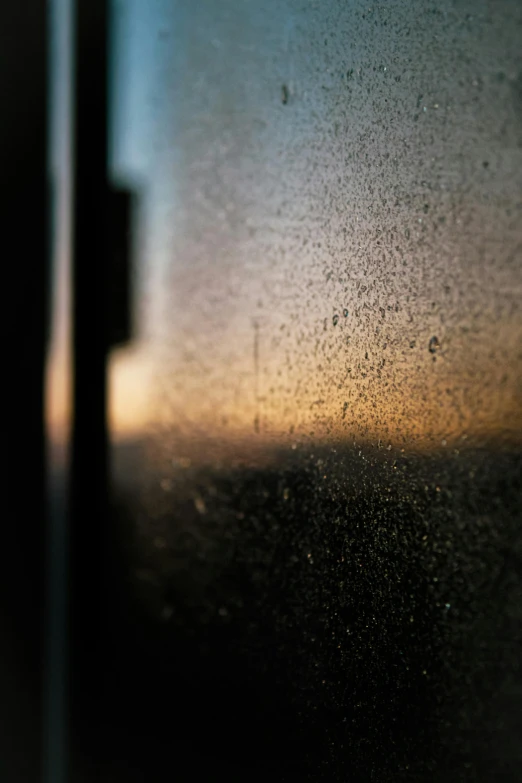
<box><xmin>3</xmin><ymin>1</ymin><xmax>48</xmax><ymax>781</ymax></box>
<box><xmin>107</xmin><ymin>189</ymin><xmax>134</xmax><ymax>348</ymax></box>
<box><xmin>69</xmin><ymin>0</ymin><xmax>109</xmax><ymax>777</ymax></box>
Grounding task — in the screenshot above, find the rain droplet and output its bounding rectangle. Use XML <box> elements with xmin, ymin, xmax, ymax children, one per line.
<box><xmin>333</xmin><ymin>314</ymin><xmax>339</xmax><ymax>326</ymax></box>
<box><xmin>428</xmin><ymin>336</ymin><xmax>441</xmax><ymax>354</ymax></box>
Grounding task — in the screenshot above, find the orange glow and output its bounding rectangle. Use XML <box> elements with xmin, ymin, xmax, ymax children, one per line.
<box><xmin>108</xmin><ymin>307</ymin><xmax>522</xmax><ymax>456</ymax></box>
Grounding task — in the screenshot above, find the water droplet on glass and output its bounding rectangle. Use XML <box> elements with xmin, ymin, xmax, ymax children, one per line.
<box><xmin>194</xmin><ymin>495</ymin><xmax>206</xmax><ymax>515</ymax></box>
<box><xmin>428</xmin><ymin>336</ymin><xmax>441</xmax><ymax>354</ymax></box>
<box><xmin>333</xmin><ymin>314</ymin><xmax>339</xmax><ymax>326</ymax></box>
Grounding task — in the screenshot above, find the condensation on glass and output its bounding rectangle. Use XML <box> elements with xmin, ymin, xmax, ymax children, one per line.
<box><xmin>108</xmin><ymin>0</ymin><xmax>522</xmax><ymax>778</ymax></box>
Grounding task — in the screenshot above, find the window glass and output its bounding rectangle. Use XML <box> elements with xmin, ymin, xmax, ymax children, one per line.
<box><xmin>108</xmin><ymin>1</ymin><xmax>522</xmax><ymax>778</ymax></box>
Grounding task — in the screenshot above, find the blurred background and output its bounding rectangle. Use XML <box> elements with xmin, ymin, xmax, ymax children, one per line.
<box><xmin>4</xmin><ymin>0</ymin><xmax>522</xmax><ymax>781</ymax></box>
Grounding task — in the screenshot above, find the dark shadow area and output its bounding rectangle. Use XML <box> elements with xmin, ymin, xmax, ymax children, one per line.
<box><xmin>78</xmin><ymin>441</ymin><xmax>521</xmax><ymax>782</ymax></box>
<box><xmin>3</xmin><ymin>1</ymin><xmax>48</xmax><ymax>780</ymax></box>
<box><xmin>68</xmin><ymin>3</ymin><xmax>141</xmax><ymax>781</ymax></box>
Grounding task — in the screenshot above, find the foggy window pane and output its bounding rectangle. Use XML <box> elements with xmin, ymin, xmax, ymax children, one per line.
<box><xmin>107</xmin><ymin>1</ymin><xmax>522</xmax><ymax>779</ymax></box>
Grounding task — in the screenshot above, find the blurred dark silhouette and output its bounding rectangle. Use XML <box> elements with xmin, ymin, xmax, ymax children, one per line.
<box><xmin>3</xmin><ymin>1</ymin><xmax>48</xmax><ymax>781</ymax></box>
